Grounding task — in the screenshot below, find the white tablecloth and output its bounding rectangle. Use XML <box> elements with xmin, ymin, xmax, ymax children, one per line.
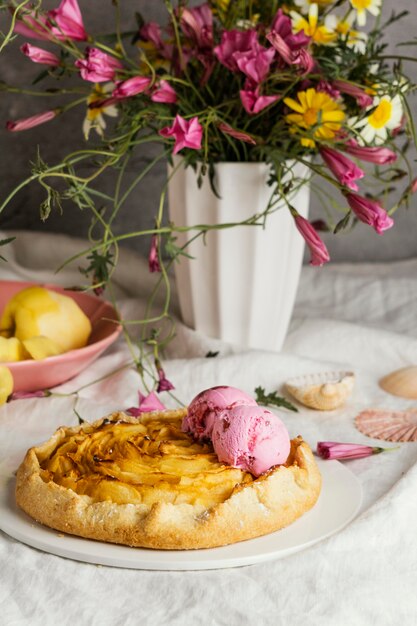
<box><xmin>1</xmin><ymin>232</ymin><xmax>417</xmax><ymax>625</ymax></box>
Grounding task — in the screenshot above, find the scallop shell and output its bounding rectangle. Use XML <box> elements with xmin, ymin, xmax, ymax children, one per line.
<box><xmin>379</xmin><ymin>366</ymin><xmax>417</xmax><ymax>400</ymax></box>
<box><xmin>355</xmin><ymin>408</ymin><xmax>417</xmax><ymax>442</ymax></box>
<box><xmin>284</xmin><ymin>371</ymin><xmax>355</xmax><ymax>411</ymax></box>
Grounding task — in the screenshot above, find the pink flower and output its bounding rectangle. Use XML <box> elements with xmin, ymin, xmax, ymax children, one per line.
<box><xmin>411</xmin><ymin>178</ymin><xmax>417</xmax><ymax>194</ymax></box>
<box><xmin>240</xmin><ymin>87</ymin><xmax>279</xmax><ymax>115</ymax></box>
<box><xmin>346</xmin><ymin>193</ymin><xmax>394</xmax><ymax>234</ymax></box>
<box><xmin>180</xmin><ymin>3</ymin><xmax>213</xmax><ymax>49</ymax></box>
<box><xmin>151</xmin><ymin>80</ymin><xmax>177</xmax><ymax>104</ymax></box>
<box><xmin>214</xmin><ymin>29</ymin><xmax>258</xmax><ymax>72</ymax></box>
<box><xmin>48</xmin><ymin>0</ymin><xmax>87</xmax><ymax>41</ymax></box>
<box><xmin>126</xmin><ymin>391</ymin><xmax>166</xmax><ymax>416</ymax></box>
<box><xmin>157</xmin><ymin>367</ymin><xmax>175</xmax><ymax>393</ymax></box>
<box><xmin>20</xmin><ymin>43</ymin><xmax>60</xmax><ymax>66</ymax></box>
<box><xmin>15</xmin><ymin>0</ymin><xmax>87</xmax><ymax>41</ymax></box>
<box><xmin>317</xmin><ymin>441</ymin><xmax>388</xmax><ymax>460</ymax></box>
<box><xmin>75</xmin><ymin>48</ymin><xmax>123</xmax><ymax>83</ymax></box>
<box><xmin>316</xmin><ymin>80</ymin><xmax>341</xmax><ymax>100</ymax></box>
<box><xmin>148</xmin><ymin>235</ymin><xmax>162</xmax><ymax>273</ymax></box>
<box><xmin>235</xmin><ymin>45</ymin><xmax>276</xmax><ymax>84</ymax></box>
<box><xmin>10</xmin><ymin>390</ymin><xmax>51</xmax><ymax>400</ymax></box>
<box><xmin>159</xmin><ymin>115</ymin><xmax>203</xmax><ymax>155</ymax></box>
<box><xmin>320</xmin><ymin>146</ymin><xmax>364</xmax><ymax>191</ymax></box>
<box><xmin>218</xmin><ymin>122</ymin><xmax>256</xmax><ymax>145</ymax></box>
<box><xmin>13</xmin><ymin>8</ymin><xmax>51</xmax><ymax>41</ymax></box>
<box><xmin>344</xmin><ymin>141</ymin><xmax>397</xmax><ymax>165</ymax></box>
<box><xmin>333</xmin><ymin>80</ymin><xmax>373</xmax><ymax>109</ymax></box>
<box><xmin>6</xmin><ymin>109</ymin><xmax>57</xmax><ymax>131</ymax></box>
<box><xmin>294</xmin><ymin>214</ymin><xmax>330</xmax><ymax>266</ymax></box>
<box><xmin>112</xmin><ymin>76</ymin><xmax>151</xmax><ymax>99</ymax></box>
<box><xmin>271</xmin><ymin>9</ymin><xmax>310</xmax><ymax>50</ymax></box>
<box><xmin>139</xmin><ymin>22</ymin><xmax>173</xmax><ymax>60</ymax></box>
<box><xmin>267</xmin><ymin>32</ymin><xmax>314</xmax><ymax>75</ymax></box>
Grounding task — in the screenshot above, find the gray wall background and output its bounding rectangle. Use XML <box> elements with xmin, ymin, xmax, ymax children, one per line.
<box><xmin>0</xmin><ymin>0</ymin><xmax>416</xmax><ymax>263</ymax></box>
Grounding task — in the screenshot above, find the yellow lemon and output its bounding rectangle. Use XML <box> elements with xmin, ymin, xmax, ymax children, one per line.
<box><xmin>0</xmin><ymin>336</ymin><xmax>29</xmax><ymax>362</ymax></box>
<box><xmin>0</xmin><ymin>365</ymin><xmax>13</xmax><ymax>405</ymax></box>
<box><xmin>1</xmin><ymin>287</ymin><xmax>92</xmax><ymax>353</ymax></box>
<box><xmin>22</xmin><ymin>336</ymin><xmax>62</xmax><ymax>360</ymax></box>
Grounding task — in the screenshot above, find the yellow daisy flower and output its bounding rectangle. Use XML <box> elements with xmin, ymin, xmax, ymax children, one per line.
<box><xmin>83</xmin><ymin>83</ymin><xmax>118</xmax><ymax>140</ymax></box>
<box><xmin>291</xmin><ymin>3</ymin><xmax>337</xmax><ymax>46</ymax></box>
<box><xmin>349</xmin><ymin>0</ymin><xmax>382</xmax><ymax>27</ymax></box>
<box><xmin>284</xmin><ymin>88</ymin><xmax>345</xmax><ymax>148</ymax></box>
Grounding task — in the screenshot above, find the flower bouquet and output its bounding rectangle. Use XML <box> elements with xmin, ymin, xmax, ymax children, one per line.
<box><xmin>1</xmin><ymin>0</ymin><xmax>416</xmax><ymax>390</ymax></box>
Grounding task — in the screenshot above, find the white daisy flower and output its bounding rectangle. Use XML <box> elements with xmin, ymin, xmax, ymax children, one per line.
<box><xmin>83</xmin><ymin>83</ymin><xmax>118</xmax><ymax>140</ymax></box>
<box><xmin>349</xmin><ymin>0</ymin><xmax>382</xmax><ymax>27</ymax></box>
<box><xmin>291</xmin><ymin>4</ymin><xmax>337</xmax><ymax>46</ymax></box>
<box><xmin>294</xmin><ymin>0</ymin><xmax>334</xmax><ymax>14</ymax></box>
<box><xmin>325</xmin><ymin>12</ymin><xmax>368</xmax><ymax>54</ymax></box>
<box><xmin>354</xmin><ymin>94</ymin><xmax>403</xmax><ymax>144</ymax></box>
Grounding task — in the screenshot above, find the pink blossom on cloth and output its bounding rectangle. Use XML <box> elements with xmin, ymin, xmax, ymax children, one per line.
<box><xmin>157</xmin><ymin>367</ymin><xmax>175</xmax><ymax>393</ymax></box>
<box><xmin>126</xmin><ymin>391</ymin><xmax>166</xmax><ymax>416</ymax></box>
<box><xmin>317</xmin><ymin>441</ymin><xmax>387</xmax><ymax>460</ymax></box>
<box><xmin>159</xmin><ymin>115</ymin><xmax>203</xmax><ymax>155</ymax></box>
<box><xmin>320</xmin><ymin>146</ymin><xmax>364</xmax><ymax>191</ymax></box>
<box><xmin>75</xmin><ymin>48</ymin><xmax>123</xmax><ymax>83</ymax></box>
<box><xmin>346</xmin><ymin>192</ymin><xmax>394</xmax><ymax>234</ymax></box>
<box><xmin>10</xmin><ymin>390</ymin><xmax>51</xmax><ymax>400</ymax></box>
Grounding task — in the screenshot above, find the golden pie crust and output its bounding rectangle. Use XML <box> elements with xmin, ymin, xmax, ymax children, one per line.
<box><xmin>15</xmin><ymin>409</ymin><xmax>322</xmax><ymax>550</ymax></box>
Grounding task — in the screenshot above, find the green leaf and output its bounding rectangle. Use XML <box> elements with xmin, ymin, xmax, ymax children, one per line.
<box><xmin>0</xmin><ymin>236</ymin><xmax>15</xmax><ymax>262</ymax></box>
<box><xmin>254</xmin><ymin>386</ymin><xmax>298</xmax><ymax>412</ymax></box>
<box><xmin>165</xmin><ymin>234</ymin><xmax>194</xmax><ymax>261</ymax></box>
<box><xmin>334</xmin><ymin>212</ymin><xmax>351</xmax><ymax>234</ymax></box>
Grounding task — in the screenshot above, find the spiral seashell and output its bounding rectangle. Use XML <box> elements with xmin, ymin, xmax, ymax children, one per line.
<box><xmin>379</xmin><ymin>366</ymin><xmax>417</xmax><ymax>400</ymax></box>
<box><xmin>355</xmin><ymin>408</ymin><xmax>417</xmax><ymax>442</ymax></box>
<box><xmin>284</xmin><ymin>371</ymin><xmax>355</xmax><ymax>411</ymax></box>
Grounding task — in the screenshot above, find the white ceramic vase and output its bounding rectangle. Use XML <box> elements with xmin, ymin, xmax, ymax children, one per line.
<box><xmin>168</xmin><ymin>159</ymin><xmax>310</xmax><ymax>351</ymax></box>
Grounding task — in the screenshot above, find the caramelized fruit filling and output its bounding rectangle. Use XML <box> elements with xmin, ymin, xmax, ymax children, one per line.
<box><xmin>40</xmin><ymin>416</ymin><xmax>254</xmax><ymax>508</ymax></box>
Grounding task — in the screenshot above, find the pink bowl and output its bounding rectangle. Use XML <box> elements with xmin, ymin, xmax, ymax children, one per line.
<box><xmin>0</xmin><ymin>281</ymin><xmax>122</xmax><ymax>392</ymax></box>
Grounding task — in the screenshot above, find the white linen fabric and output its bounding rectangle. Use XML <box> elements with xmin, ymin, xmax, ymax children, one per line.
<box><xmin>0</xmin><ymin>231</ymin><xmax>416</xmax><ymax>626</ymax></box>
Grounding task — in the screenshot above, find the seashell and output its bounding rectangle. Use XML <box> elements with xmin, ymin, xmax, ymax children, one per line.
<box><xmin>284</xmin><ymin>371</ymin><xmax>355</xmax><ymax>411</ymax></box>
<box><xmin>379</xmin><ymin>366</ymin><xmax>417</xmax><ymax>400</ymax></box>
<box><xmin>355</xmin><ymin>408</ymin><xmax>417</xmax><ymax>442</ymax></box>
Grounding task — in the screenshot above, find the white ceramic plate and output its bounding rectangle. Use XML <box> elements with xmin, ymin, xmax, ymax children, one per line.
<box><xmin>0</xmin><ymin>458</ymin><xmax>362</xmax><ymax>571</ymax></box>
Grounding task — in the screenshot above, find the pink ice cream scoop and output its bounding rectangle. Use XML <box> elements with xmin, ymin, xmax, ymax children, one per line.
<box><xmin>182</xmin><ymin>385</ymin><xmax>257</xmax><ymax>441</ymax></box>
<box><xmin>211</xmin><ymin>405</ymin><xmax>291</xmax><ymax>477</ymax></box>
